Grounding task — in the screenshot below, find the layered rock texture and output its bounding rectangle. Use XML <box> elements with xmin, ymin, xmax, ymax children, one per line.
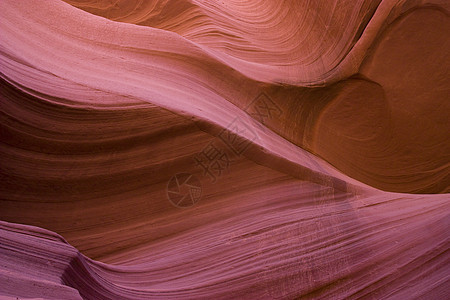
<box><xmin>1</xmin><ymin>0</ymin><xmax>449</xmax><ymax>299</ymax></box>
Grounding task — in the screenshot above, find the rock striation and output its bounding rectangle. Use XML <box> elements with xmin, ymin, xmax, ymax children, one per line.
<box><xmin>1</xmin><ymin>0</ymin><xmax>449</xmax><ymax>299</ymax></box>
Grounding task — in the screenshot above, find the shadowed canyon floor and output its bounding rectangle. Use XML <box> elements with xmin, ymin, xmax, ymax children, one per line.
<box><xmin>0</xmin><ymin>0</ymin><xmax>449</xmax><ymax>299</ymax></box>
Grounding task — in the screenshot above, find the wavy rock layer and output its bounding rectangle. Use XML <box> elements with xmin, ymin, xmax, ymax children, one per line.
<box><xmin>0</xmin><ymin>0</ymin><xmax>449</xmax><ymax>299</ymax></box>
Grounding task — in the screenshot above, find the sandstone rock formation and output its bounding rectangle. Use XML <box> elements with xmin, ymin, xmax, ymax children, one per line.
<box><xmin>1</xmin><ymin>0</ymin><xmax>449</xmax><ymax>299</ymax></box>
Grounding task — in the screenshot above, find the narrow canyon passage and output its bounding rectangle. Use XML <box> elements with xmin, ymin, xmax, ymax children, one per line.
<box><xmin>1</xmin><ymin>0</ymin><xmax>449</xmax><ymax>299</ymax></box>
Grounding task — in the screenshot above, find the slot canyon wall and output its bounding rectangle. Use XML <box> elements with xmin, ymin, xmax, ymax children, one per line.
<box><xmin>1</xmin><ymin>0</ymin><xmax>449</xmax><ymax>299</ymax></box>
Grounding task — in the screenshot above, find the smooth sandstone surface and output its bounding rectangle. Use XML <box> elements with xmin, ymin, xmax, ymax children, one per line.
<box><xmin>0</xmin><ymin>0</ymin><xmax>449</xmax><ymax>299</ymax></box>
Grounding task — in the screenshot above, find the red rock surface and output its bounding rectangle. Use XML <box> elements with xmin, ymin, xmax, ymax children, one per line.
<box><xmin>0</xmin><ymin>0</ymin><xmax>449</xmax><ymax>299</ymax></box>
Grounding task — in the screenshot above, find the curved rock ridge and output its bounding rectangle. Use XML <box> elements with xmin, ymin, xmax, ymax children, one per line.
<box><xmin>0</xmin><ymin>0</ymin><xmax>449</xmax><ymax>299</ymax></box>
<box><xmin>1</xmin><ymin>0</ymin><xmax>448</xmax><ymax>194</ymax></box>
<box><xmin>63</xmin><ymin>0</ymin><xmax>450</xmax><ymax>86</ymax></box>
<box><xmin>1</xmin><ymin>187</ymin><xmax>449</xmax><ymax>300</ymax></box>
